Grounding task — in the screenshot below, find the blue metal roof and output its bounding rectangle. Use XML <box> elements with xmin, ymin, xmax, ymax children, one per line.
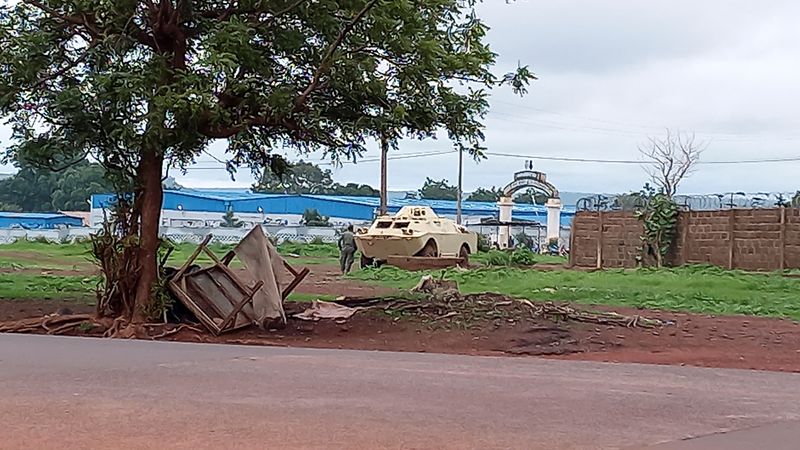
<box><xmin>0</xmin><ymin>212</ymin><xmax>78</xmax><ymax>219</ymax></box>
<box><xmin>0</xmin><ymin>212</ymin><xmax>84</xmax><ymax>229</ymax></box>
<box><xmin>90</xmin><ymin>189</ymin><xmax>576</xmax><ymax>226</ymax></box>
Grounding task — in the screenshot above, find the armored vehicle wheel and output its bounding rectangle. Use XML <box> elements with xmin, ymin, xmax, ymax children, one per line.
<box><xmin>360</xmin><ymin>254</ymin><xmax>374</xmax><ymax>268</ymax></box>
<box><xmin>417</xmin><ymin>239</ymin><xmax>438</xmax><ymax>257</ymax></box>
<box><xmin>459</xmin><ymin>244</ymin><xmax>470</xmax><ymax>266</ymax></box>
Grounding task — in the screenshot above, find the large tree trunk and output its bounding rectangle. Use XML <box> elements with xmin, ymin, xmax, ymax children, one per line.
<box><xmin>132</xmin><ymin>149</ymin><xmax>164</xmax><ymax>323</ymax></box>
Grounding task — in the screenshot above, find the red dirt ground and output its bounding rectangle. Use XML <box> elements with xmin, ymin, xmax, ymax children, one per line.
<box><xmin>2</xmin><ymin>295</ymin><xmax>798</xmax><ymax>373</ymax></box>
<box><xmin>291</xmin><ymin>265</ymin><xmax>394</xmax><ymax>297</ymax></box>
<box><xmin>1</xmin><ymin>264</ymin><xmax>799</xmax><ymax>373</ymax></box>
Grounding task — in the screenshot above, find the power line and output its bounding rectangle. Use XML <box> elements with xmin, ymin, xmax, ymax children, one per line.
<box><xmin>484</xmin><ymin>151</ymin><xmax>800</xmax><ymax>165</ymax></box>
<box><xmin>185</xmin><ymin>150</ymin><xmax>456</xmax><ymax>170</ymax></box>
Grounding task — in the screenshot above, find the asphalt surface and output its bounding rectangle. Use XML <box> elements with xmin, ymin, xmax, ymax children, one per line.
<box><xmin>2</xmin><ymin>334</ymin><xmax>800</xmax><ymax>449</ymax></box>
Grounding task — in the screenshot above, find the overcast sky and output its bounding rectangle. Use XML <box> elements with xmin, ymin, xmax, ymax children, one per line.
<box><xmin>3</xmin><ymin>0</ymin><xmax>799</xmax><ymax>194</ymax></box>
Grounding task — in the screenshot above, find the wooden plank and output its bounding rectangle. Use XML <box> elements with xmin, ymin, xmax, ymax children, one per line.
<box><xmin>283</xmin><ymin>260</ymin><xmax>300</xmax><ymax>276</ymax></box>
<box><xmin>185</xmin><ymin>274</ymin><xmax>229</xmax><ymax>319</ymax></box>
<box><xmin>221</xmin><ymin>251</ymin><xmax>236</xmax><ymax>266</ymax></box>
<box><xmin>780</xmin><ymin>207</ymin><xmax>787</xmax><ymax>271</ymax></box>
<box><xmin>596</xmin><ymin>211</ymin><xmax>604</xmax><ymax>269</ymax></box>
<box><xmin>168</xmin><ymin>281</ymin><xmax>222</xmax><ymax>334</ymax></box>
<box><xmin>568</xmin><ymin>217</ymin><xmax>577</xmax><ymax>268</ymax></box>
<box><xmin>202</xmin><ymin>245</ymin><xmax>225</xmax><ymax>266</ymax></box>
<box><xmin>680</xmin><ymin>212</ymin><xmax>689</xmax><ymax>265</ymax></box>
<box><xmin>218</xmin><ymin>280</ymin><xmax>264</xmax><ymax>334</ymax></box>
<box><xmin>206</xmin><ymin>254</ymin><xmax>254</xmax><ymax>293</ymax></box>
<box><xmin>728</xmin><ymin>209</ymin><xmax>736</xmax><ymax>270</ymax></box>
<box><xmin>174</xmin><ymin>235</ymin><xmax>212</xmax><ymax>280</ymax></box>
<box><xmin>204</xmin><ymin>268</ymin><xmax>249</xmax><ymax>316</ymax></box>
<box><xmin>281</xmin><ymin>267</ymin><xmax>310</xmax><ymax>300</ymax></box>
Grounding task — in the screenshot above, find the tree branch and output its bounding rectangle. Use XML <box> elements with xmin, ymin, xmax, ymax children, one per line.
<box><xmin>293</xmin><ymin>0</ymin><xmax>380</xmax><ymax>113</ymax></box>
<box><xmin>32</xmin><ymin>47</ymin><xmax>94</xmax><ymax>88</ymax></box>
<box><xmin>199</xmin><ymin>0</ymin><xmax>308</xmax><ymax>21</ymax></box>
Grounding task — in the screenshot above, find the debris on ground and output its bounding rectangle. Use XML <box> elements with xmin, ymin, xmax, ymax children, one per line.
<box><xmin>335</xmin><ymin>275</ymin><xmax>664</xmax><ymax>329</ymax></box>
<box><xmin>410</xmin><ymin>274</ymin><xmax>459</xmax><ymax>295</ymax></box>
<box><xmin>167</xmin><ymin>226</ymin><xmax>309</xmax><ymax>334</ymax></box>
<box><xmin>293</xmin><ymin>300</ymin><xmax>363</xmax><ymax>321</ymax></box>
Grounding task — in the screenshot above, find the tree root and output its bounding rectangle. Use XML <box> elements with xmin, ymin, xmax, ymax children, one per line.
<box><xmin>0</xmin><ymin>313</ymin><xmax>205</xmax><ymax>340</ymax></box>
<box><xmin>148</xmin><ymin>324</ymin><xmax>203</xmax><ymax>340</ymax></box>
<box><xmin>0</xmin><ymin>314</ymin><xmax>95</xmax><ymax>334</ymax></box>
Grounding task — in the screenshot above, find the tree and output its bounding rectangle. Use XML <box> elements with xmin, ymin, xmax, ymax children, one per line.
<box><xmin>220</xmin><ymin>208</ymin><xmax>243</xmax><ymax>228</ymax></box>
<box><xmin>254</xmin><ymin>160</ymin><xmax>334</xmax><ymax>194</ymax></box>
<box><xmin>791</xmin><ymin>191</ymin><xmax>800</xmax><ymax>208</ymax></box>
<box><xmin>466</xmin><ymin>186</ymin><xmax>502</xmax><ymax>202</ymax></box>
<box><xmin>419</xmin><ymin>178</ymin><xmax>457</xmax><ymax>200</ymax></box>
<box><xmin>514</xmin><ymin>189</ymin><xmax>548</xmax><ymax>205</ymax></box>
<box><xmin>300</xmin><ymin>208</ymin><xmax>330</xmax><ymax>227</ymax></box>
<box><xmin>0</xmin><ymin>161</ymin><xmax>112</xmax><ymax>212</ymax></box>
<box><xmin>253</xmin><ymin>160</ymin><xmax>379</xmax><ymax>196</ymax></box>
<box><xmin>639</xmin><ymin>129</ymin><xmax>707</xmax><ymax>197</ymax></box>
<box><xmin>0</xmin><ymin>0</ymin><xmax>532</xmax><ymax>322</ymax></box>
<box><xmin>333</xmin><ymin>182</ymin><xmax>379</xmax><ymax>197</ymax></box>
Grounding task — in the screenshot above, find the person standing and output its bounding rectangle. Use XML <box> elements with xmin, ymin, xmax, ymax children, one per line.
<box><xmin>338</xmin><ymin>225</ymin><xmax>356</xmax><ymax>274</ymax></box>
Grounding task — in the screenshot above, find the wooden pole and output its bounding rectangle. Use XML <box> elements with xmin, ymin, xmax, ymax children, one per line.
<box><xmin>456</xmin><ymin>147</ymin><xmax>463</xmax><ymax>225</ymax></box>
<box><xmin>596</xmin><ymin>211</ymin><xmax>604</xmax><ymax>269</ymax></box>
<box><xmin>728</xmin><ymin>209</ymin><xmax>735</xmax><ymax>270</ymax></box>
<box><xmin>680</xmin><ymin>211</ymin><xmax>689</xmax><ymax>265</ymax></box>
<box><xmin>780</xmin><ymin>207</ymin><xmax>786</xmax><ymax>271</ymax></box>
<box><xmin>568</xmin><ymin>217</ymin><xmax>576</xmax><ymax>267</ymax></box>
<box><xmin>379</xmin><ymin>134</ymin><xmax>388</xmax><ymax>215</ymax></box>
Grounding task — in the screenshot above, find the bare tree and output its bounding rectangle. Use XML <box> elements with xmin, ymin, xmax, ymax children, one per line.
<box><xmin>639</xmin><ymin>129</ymin><xmax>708</xmax><ymax>197</ymax></box>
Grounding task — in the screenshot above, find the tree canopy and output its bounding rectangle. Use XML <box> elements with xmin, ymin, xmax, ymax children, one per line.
<box><xmin>514</xmin><ymin>189</ymin><xmax>549</xmax><ymax>205</ymax></box>
<box><xmin>418</xmin><ymin>177</ymin><xmax>457</xmax><ymax>200</ymax></box>
<box><xmin>0</xmin><ymin>161</ymin><xmax>112</xmax><ymax>212</ymax></box>
<box><xmin>253</xmin><ymin>159</ymin><xmax>378</xmax><ymax>196</ymax></box>
<box><xmin>466</xmin><ymin>186</ymin><xmax>501</xmax><ymax>202</ymax></box>
<box><xmin>0</xmin><ymin>0</ymin><xmax>532</xmax><ymax>319</ymax></box>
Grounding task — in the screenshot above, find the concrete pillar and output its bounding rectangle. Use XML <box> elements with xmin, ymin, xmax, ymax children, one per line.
<box><xmin>497</xmin><ymin>196</ymin><xmax>514</xmax><ymax>249</ymax></box>
<box><xmin>545</xmin><ymin>198</ymin><xmax>562</xmax><ymax>241</ymax></box>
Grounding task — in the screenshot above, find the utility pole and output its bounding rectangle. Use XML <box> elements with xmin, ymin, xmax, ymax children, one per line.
<box><xmin>456</xmin><ymin>36</ymin><xmax>470</xmax><ymax>226</ymax></box>
<box><xmin>456</xmin><ymin>147</ymin><xmax>463</xmax><ymax>224</ymax></box>
<box><xmin>379</xmin><ymin>133</ymin><xmax>388</xmax><ymax>215</ymax></box>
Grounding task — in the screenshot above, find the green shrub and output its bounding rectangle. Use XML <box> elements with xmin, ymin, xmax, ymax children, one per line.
<box><xmin>484</xmin><ymin>250</ymin><xmax>511</xmax><ymax>266</ymax></box>
<box><xmin>477</xmin><ymin>233</ymin><xmax>491</xmax><ymax>252</ymax></box>
<box><xmin>510</xmin><ymin>248</ymin><xmax>537</xmax><ymax>266</ymax></box>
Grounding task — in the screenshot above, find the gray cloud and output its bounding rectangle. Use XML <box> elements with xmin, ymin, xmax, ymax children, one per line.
<box><xmin>4</xmin><ymin>0</ymin><xmax>799</xmax><ymax>196</ymax></box>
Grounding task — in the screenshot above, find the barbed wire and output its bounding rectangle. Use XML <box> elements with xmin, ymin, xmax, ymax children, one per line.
<box><xmin>576</xmin><ymin>192</ymin><xmax>796</xmax><ymax>211</ymax></box>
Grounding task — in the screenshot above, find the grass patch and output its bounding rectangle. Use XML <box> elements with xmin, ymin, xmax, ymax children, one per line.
<box><xmin>0</xmin><ymin>273</ymin><xmax>98</xmax><ymax>302</ymax></box>
<box><xmin>0</xmin><ymin>240</ymin><xmax>341</xmax><ymax>270</ymax></box>
<box><xmin>351</xmin><ymin>265</ymin><xmax>800</xmax><ymax>320</ymax></box>
<box><xmin>285</xmin><ymin>292</ymin><xmax>336</xmax><ymax>302</ymax></box>
<box><xmin>471</xmin><ymin>251</ymin><xmax>567</xmax><ymax>267</ymax></box>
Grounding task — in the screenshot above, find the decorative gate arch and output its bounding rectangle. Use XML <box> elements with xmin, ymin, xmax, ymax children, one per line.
<box><xmin>496</xmin><ymin>167</ymin><xmax>562</xmax><ymax>249</ymax></box>
<box><xmin>501</xmin><ymin>169</ymin><xmax>559</xmax><ymax>199</ymax></box>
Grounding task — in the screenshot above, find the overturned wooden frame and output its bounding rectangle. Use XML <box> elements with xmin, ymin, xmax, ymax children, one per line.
<box><xmin>168</xmin><ymin>234</ymin><xmax>309</xmax><ymax>335</ymax></box>
<box><xmin>220</xmin><ymin>251</ymin><xmax>310</xmax><ymax>300</ymax></box>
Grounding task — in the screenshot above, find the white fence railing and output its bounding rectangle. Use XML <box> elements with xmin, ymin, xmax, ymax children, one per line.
<box><xmin>0</xmin><ymin>225</ymin><xmax>340</xmax><ymax>245</ymax></box>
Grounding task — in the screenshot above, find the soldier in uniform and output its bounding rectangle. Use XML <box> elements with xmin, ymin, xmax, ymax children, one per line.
<box><xmin>338</xmin><ymin>224</ymin><xmax>356</xmax><ymax>274</ymax></box>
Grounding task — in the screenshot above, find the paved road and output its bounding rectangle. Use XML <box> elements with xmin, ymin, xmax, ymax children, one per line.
<box><xmin>2</xmin><ymin>334</ymin><xmax>799</xmax><ymax>449</ymax></box>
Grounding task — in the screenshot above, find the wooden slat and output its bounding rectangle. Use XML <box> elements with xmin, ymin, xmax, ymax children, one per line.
<box><xmin>281</xmin><ymin>267</ymin><xmax>310</xmax><ymax>300</ymax></box>
<box><xmin>168</xmin><ymin>281</ymin><xmax>222</xmax><ymax>334</ymax></box>
<box><xmin>221</xmin><ymin>251</ymin><xmax>236</xmax><ymax>266</ymax></box>
<box><xmin>728</xmin><ymin>209</ymin><xmax>736</xmax><ymax>270</ymax></box>
<box><xmin>218</xmin><ymin>280</ymin><xmax>264</xmax><ymax>333</ymax></box>
<box><xmin>174</xmin><ymin>235</ymin><xmax>212</xmax><ymax>280</ymax></box>
<box><xmin>780</xmin><ymin>207</ymin><xmax>786</xmax><ymax>271</ymax></box>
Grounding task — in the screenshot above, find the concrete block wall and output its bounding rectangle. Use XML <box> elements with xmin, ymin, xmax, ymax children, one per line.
<box><xmin>572</xmin><ymin>208</ymin><xmax>799</xmax><ymax>271</ymax></box>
